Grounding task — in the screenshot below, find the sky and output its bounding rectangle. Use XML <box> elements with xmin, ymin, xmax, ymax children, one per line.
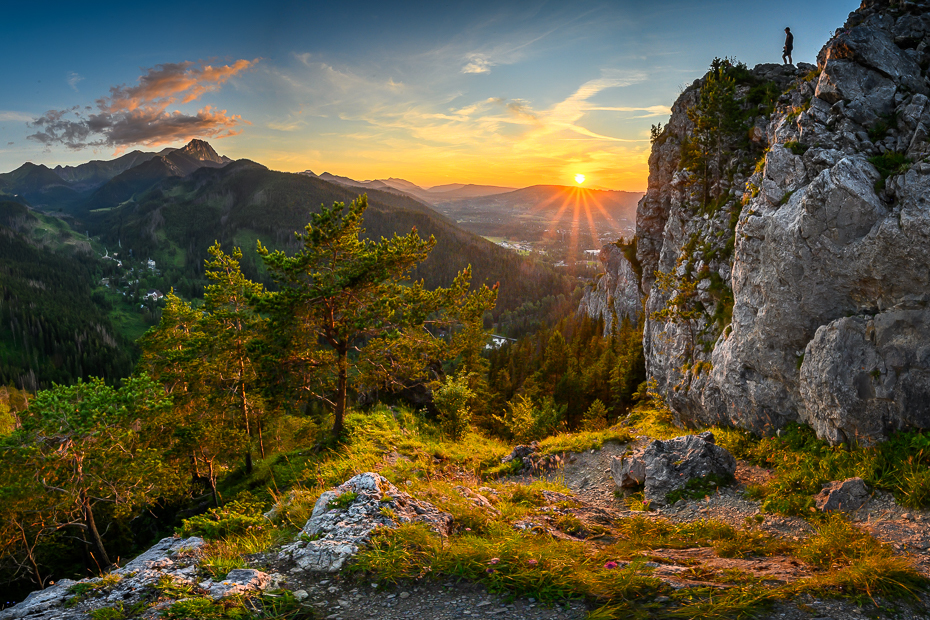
<box><xmin>0</xmin><ymin>0</ymin><xmax>858</xmax><ymax>191</ymax></box>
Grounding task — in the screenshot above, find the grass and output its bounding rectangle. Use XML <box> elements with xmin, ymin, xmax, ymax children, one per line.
<box><xmin>537</xmin><ymin>427</ymin><xmax>634</xmax><ymax>455</ymax></box>
<box><xmin>869</xmin><ymin>151</ymin><xmax>911</xmax><ymax>191</ymax></box>
<box><xmin>714</xmin><ymin>423</ymin><xmax>930</xmax><ymax>514</ymax></box>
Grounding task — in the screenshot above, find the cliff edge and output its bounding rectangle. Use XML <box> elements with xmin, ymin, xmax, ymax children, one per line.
<box><xmin>585</xmin><ymin>0</ymin><xmax>930</xmax><ymax>445</ymax></box>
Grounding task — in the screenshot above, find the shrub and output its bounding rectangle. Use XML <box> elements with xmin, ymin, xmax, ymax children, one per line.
<box><xmin>582</xmin><ymin>400</ymin><xmax>609</xmax><ymax>431</ymax></box>
<box><xmin>178</xmin><ymin>493</ymin><xmax>266</xmax><ymax>539</ymax></box>
<box><xmin>433</xmin><ymin>374</ymin><xmax>474</xmax><ymax>440</ymax></box>
<box><xmin>495</xmin><ymin>395</ymin><xmax>564</xmax><ymax>443</ymax></box>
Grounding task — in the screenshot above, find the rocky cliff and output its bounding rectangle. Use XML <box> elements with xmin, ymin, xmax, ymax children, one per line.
<box><xmin>583</xmin><ymin>0</ymin><xmax>930</xmax><ymax>445</ymax></box>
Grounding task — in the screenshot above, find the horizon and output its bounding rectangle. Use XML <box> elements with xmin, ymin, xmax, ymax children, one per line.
<box><xmin>0</xmin><ymin>0</ymin><xmax>858</xmax><ymax>191</ymax></box>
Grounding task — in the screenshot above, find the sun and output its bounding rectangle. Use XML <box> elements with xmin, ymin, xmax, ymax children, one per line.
<box><xmin>574</xmin><ymin>173</ymin><xmax>585</xmax><ymax>184</ymax></box>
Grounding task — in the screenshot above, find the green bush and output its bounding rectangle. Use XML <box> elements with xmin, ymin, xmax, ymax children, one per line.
<box><xmin>178</xmin><ymin>493</ymin><xmax>266</xmax><ymax>539</ymax></box>
<box><xmin>433</xmin><ymin>374</ymin><xmax>474</xmax><ymax>440</ymax></box>
<box><xmin>495</xmin><ymin>395</ymin><xmax>564</xmax><ymax>443</ymax></box>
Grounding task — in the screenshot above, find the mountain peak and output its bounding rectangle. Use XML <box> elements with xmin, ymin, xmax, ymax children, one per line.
<box><xmin>178</xmin><ymin>139</ymin><xmax>226</xmax><ymax>164</ymax></box>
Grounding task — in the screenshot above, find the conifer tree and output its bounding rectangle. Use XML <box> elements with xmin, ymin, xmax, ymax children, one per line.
<box><xmin>257</xmin><ymin>195</ymin><xmax>496</xmax><ymax>438</ymax></box>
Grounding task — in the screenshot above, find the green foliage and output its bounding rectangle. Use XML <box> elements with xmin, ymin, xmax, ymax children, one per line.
<box><xmin>650</xmin><ymin>123</ymin><xmax>666</xmax><ymax>145</ymax></box>
<box><xmin>161</xmin><ymin>597</ymin><xmax>250</xmax><ymax>620</ymax></box>
<box><xmin>327</xmin><ymin>491</ymin><xmax>359</xmax><ymax>510</ymax></box>
<box><xmin>179</xmin><ymin>494</ymin><xmax>267</xmax><ymax>539</ymax></box>
<box><xmin>680</xmin><ymin>58</ymin><xmax>750</xmax><ymax>207</ymax></box>
<box><xmin>665</xmin><ymin>473</ymin><xmax>734</xmax><ymax>505</ymax></box>
<box><xmin>869</xmin><ymin>152</ymin><xmax>912</xmax><ymax>191</ymax></box>
<box><xmin>783</xmin><ymin>141</ymin><xmax>809</xmax><ymax>156</ymax></box>
<box><xmin>89</xmin><ymin>605</ymin><xmax>126</xmax><ymax>620</ymax></box>
<box><xmin>488</xmin><ymin>313</ymin><xmax>645</xmax><ymax>435</ymax></box>
<box><xmin>432</xmin><ymin>373</ymin><xmax>475</xmax><ymax>440</ymax></box>
<box><xmin>1</xmin><ymin>375</ymin><xmax>178</xmax><ymax>570</ymax></box>
<box><xmin>716</xmin><ymin>424</ymin><xmax>930</xmax><ymax>513</ymax></box>
<box><xmin>613</xmin><ymin>236</ymin><xmax>642</xmax><ymax>282</ymax></box>
<box><xmin>867</xmin><ymin>112</ymin><xmax>897</xmax><ymax>143</ymax></box>
<box><xmin>582</xmin><ymin>399</ymin><xmax>609</xmax><ymax>431</ymax></box>
<box><xmin>0</xmin><ymin>206</ymin><xmax>134</xmax><ymax>389</ymax></box>
<box><xmin>494</xmin><ymin>395</ymin><xmax>564</xmax><ymax>444</ymax></box>
<box><xmin>257</xmin><ymin>195</ymin><xmax>496</xmax><ymax>438</ymax></box>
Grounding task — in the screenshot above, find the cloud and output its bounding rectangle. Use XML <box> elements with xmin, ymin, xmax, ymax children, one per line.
<box><xmin>0</xmin><ymin>111</ymin><xmax>34</xmax><ymax>122</ymax></box>
<box><xmin>462</xmin><ymin>54</ymin><xmax>495</xmax><ymax>74</ymax></box>
<box><xmin>27</xmin><ymin>59</ymin><xmax>256</xmax><ymax>151</ymax></box>
<box><xmin>67</xmin><ymin>72</ymin><xmax>84</xmax><ymax>92</ymax></box>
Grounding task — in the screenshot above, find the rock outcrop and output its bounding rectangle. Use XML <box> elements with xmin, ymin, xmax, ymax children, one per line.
<box><xmin>279</xmin><ymin>472</ymin><xmax>452</xmax><ymax>572</ymax></box>
<box><xmin>594</xmin><ymin>0</ymin><xmax>930</xmax><ymax>444</ymax></box>
<box><xmin>578</xmin><ymin>243</ymin><xmax>643</xmax><ymax>332</ymax></box>
<box><xmin>814</xmin><ymin>477</ymin><xmax>871</xmax><ymax>512</ymax></box>
<box><xmin>0</xmin><ymin>536</ymin><xmax>265</xmax><ymax>620</ymax></box>
<box><xmin>611</xmin><ymin>432</ymin><xmax>736</xmax><ymax>506</ymax></box>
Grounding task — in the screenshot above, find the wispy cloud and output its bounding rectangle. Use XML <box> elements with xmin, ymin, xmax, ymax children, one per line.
<box><xmin>0</xmin><ymin>111</ymin><xmax>34</xmax><ymax>122</ymax></box>
<box><xmin>67</xmin><ymin>72</ymin><xmax>84</xmax><ymax>92</ymax></box>
<box><xmin>28</xmin><ymin>59</ymin><xmax>257</xmax><ymax>152</ymax></box>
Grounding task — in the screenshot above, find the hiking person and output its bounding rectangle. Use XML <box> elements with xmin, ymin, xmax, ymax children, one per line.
<box><xmin>783</xmin><ymin>27</ymin><xmax>794</xmax><ymax>64</ymax></box>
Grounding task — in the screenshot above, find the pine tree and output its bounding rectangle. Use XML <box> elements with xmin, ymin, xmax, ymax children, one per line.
<box><xmin>257</xmin><ymin>195</ymin><xmax>496</xmax><ymax>438</ymax></box>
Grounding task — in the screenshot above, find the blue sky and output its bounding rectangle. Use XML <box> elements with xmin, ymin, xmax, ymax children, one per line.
<box><xmin>0</xmin><ymin>0</ymin><xmax>857</xmax><ymax>190</ymax></box>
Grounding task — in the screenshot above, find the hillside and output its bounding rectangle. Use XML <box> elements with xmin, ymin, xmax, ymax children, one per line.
<box><xmin>85</xmin><ymin>160</ymin><xmax>572</xmax><ymax>317</ymax></box>
<box><xmin>0</xmin><ymin>201</ymin><xmax>134</xmax><ymax>389</ymax></box>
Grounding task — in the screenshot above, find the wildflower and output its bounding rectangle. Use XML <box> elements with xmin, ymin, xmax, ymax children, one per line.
<box><xmin>486</xmin><ymin>568</ymin><xmax>495</xmax><ymax>574</ymax></box>
<box><xmin>465</xmin><ymin>528</ymin><xmax>471</xmax><ymax>531</ymax></box>
<box><xmin>604</xmin><ymin>561</ymin><xmax>619</xmax><ymax>570</ymax></box>
<box><xmin>526</xmin><ymin>559</ymin><xmax>538</xmax><ymax>566</ymax></box>
<box><xmin>489</xmin><ymin>558</ymin><xmax>500</xmax><ymax>564</ymax></box>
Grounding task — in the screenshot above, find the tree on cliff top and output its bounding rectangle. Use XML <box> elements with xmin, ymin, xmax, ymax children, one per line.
<box><xmin>257</xmin><ymin>195</ymin><xmax>497</xmax><ymax>438</ymax></box>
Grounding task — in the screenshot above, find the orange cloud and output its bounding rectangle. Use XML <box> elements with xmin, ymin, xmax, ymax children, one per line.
<box><xmin>100</xmin><ymin>59</ymin><xmax>257</xmax><ymax>113</ymax></box>
<box><xmin>28</xmin><ymin>59</ymin><xmax>256</xmax><ymax>151</ymax></box>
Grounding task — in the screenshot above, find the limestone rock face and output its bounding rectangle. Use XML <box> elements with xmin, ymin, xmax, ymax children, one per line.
<box><xmin>578</xmin><ymin>244</ymin><xmax>643</xmax><ymax>333</ymax></box>
<box><xmin>279</xmin><ymin>472</ymin><xmax>452</xmax><ymax>573</ymax></box>
<box><xmin>611</xmin><ymin>432</ymin><xmax>736</xmax><ymax>506</ymax></box>
<box><xmin>624</xmin><ymin>0</ymin><xmax>930</xmax><ymax>444</ymax></box>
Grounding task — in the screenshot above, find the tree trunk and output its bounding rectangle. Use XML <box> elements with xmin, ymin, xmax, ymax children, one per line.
<box><xmin>332</xmin><ymin>346</ymin><xmax>348</xmax><ymax>438</ymax></box>
<box><xmin>80</xmin><ymin>489</ymin><xmax>110</xmax><ymax>568</ymax></box>
<box><xmin>238</xmin><ymin>357</ymin><xmax>253</xmax><ymax>473</ymax></box>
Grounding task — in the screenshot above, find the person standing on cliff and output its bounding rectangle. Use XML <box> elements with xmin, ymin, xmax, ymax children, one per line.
<box><xmin>783</xmin><ymin>27</ymin><xmax>794</xmax><ymax>64</ymax></box>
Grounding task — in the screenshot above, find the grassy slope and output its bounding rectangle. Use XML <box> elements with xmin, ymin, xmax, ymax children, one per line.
<box><xmin>174</xmin><ymin>402</ymin><xmax>930</xmax><ymax>620</ymax></box>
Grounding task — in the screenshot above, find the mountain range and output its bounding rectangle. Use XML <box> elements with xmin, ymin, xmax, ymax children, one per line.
<box><xmin>0</xmin><ymin>140</ymin><xmax>584</xmax><ymax>389</ymax></box>
<box><xmin>300</xmin><ymin>170</ymin><xmax>516</xmax><ymax>204</ymax></box>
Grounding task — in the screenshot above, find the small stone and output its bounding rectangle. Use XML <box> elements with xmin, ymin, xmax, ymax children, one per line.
<box><xmin>293</xmin><ymin>590</ymin><xmax>309</xmax><ymax>601</ymax></box>
<box><xmin>399</xmin><ymin>591</ymin><xmax>410</xmax><ymax>599</ymax></box>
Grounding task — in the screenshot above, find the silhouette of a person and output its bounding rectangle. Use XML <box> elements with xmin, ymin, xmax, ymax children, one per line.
<box><xmin>783</xmin><ymin>27</ymin><xmax>794</xmax><ymax>64</ymax></box>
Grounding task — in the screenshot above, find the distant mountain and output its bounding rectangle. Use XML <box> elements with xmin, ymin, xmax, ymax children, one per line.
<box><xmin>300</xmin><ymin>171</ymin><xmax>517</xmax><ymax>205</ymax></box>
<box><xmin>87</xmin><ymin>161</ymin><xmax>571</xmax><ymax>316</ymax></box>
<box><xmin>426</xmin><ymin>183</ymin><xmax>517</xmax><ymax>199</ymax></box>
<box><xmin>0</xmin><ymin>140</ymin><xmax>232</xmax><ymax>215</ymax></box>
<box><xmin>52</xmin><ymin>150</ymin><xmax>163</xmax><ymax>189</ymax></box>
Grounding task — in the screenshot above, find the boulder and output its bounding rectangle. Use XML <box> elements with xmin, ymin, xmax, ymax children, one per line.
<box><xmin>279</xmin><ymin>472</ymin><xmax>452</xmax><ymax>573</ymax></box>
<box><xmin>612</xmin><ymin>433</ymin><xmax>736</xmax><ymax>506</ymax></box>
<box><xmin>0</xmin><ymin>536</ymin><xmax>206</xmax><ymax>620</ymax></box>
<box><xmin>611</xmin><ymin>452</ymin><xmax>646</xmax><ymax>488</ymax></box>
<box><xmin>814</xmin><ymin>477</ymin><xmax>871</xmax><ymax>512</ymax></box>
<box><xmin>207</xmin><ymin>568</ymin><xmax>273</xmax><ymax>599</ymax></box>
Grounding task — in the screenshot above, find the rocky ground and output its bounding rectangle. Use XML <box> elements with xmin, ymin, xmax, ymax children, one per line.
<box><xmin>4</xmin><ymin>437</ymin><xmax>930</xmax><ymax>620</ymax></box>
